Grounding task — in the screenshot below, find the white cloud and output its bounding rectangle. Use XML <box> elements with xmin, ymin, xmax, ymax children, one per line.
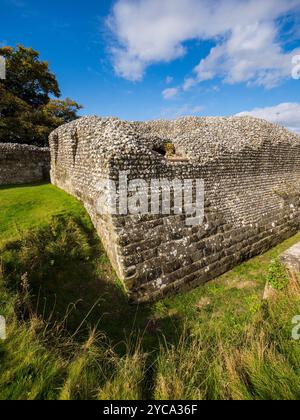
<box><xmin>107</xmin><ymin>0</ymin><xmax>300</xmax><ymax>86</ymax></box>
<box><xmin>162</xmin><ymin>87</ymin><xmax>179</xmax><ymax>99</ymax></box>
<box><xmin>236</xmin><ymin>103</ymin><xmax>300</xmax><ymax>134</ymax></box>
<box><xmin>193</xmin><ymin>23</ymin><xmax>300</xmax><ymax>89</ymax></box>
<box><xmin>109</xmin><ymin>46</ymin><xmax>146</xmax><ymax>81</ymax></box>
<box><xmin>183</xmin><ymin>77</ymin><xmax>198</xmax><ymax>91</ymax></box>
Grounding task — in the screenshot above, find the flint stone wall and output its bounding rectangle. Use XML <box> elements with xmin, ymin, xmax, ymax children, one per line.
<box><xmin>0</xmin><ymin>143</ymin><xmax>50</xmax><ymax>185</ymax></box>
<box><xmin>49</xmin><ymin>116</ymin><xmax>300</xmax><ymax>302</ymax></box>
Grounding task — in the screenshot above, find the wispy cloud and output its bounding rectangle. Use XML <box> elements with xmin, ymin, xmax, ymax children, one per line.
<box><xmin>162</xmin><ymin>87</ymin><xmax>179</xmax><ymax>99</ymax></box>
<box><xmin>165</xmin><ymin>76</ymin><xmax>173</xmax><ymax>84</ymax></box>
<box><xmin>107</xmin><ymin>0</ymin><xmax>300</xmax><ymax>88</ymax></box>
<box><xmin>236</xmin><ymin>102</ymin><xmax>300</xmax><ymax>134</ymax></box>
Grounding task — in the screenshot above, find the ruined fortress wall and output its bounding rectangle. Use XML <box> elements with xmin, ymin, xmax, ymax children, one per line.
<box><xmin>49</xmin><ymin>117</ymin><xmax>300</xmax><ymax>302</ymax></box>
<box><xmin>0</xmin><ymin>143</ymin><xmax>50</xmax><ymax>186</ymax></box>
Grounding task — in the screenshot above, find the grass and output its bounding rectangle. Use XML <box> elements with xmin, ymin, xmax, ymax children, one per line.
<box><xmin>0</xmin><ymin>183</ymin><xmax>88</xmax><ymax>245</ymax></box>
<box><xmin>0</xmin><ymin>183</ymin><xmax>300</xmax><ymax>400</ymax></box>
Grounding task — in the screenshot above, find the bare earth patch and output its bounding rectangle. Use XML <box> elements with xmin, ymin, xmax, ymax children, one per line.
<box><xmin>225</xmin><ymin>279</ymin><xmax>257</xmax><ymax>290</ymax></box>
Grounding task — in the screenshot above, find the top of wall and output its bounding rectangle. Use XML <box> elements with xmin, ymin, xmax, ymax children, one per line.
<box><xmin>50</xmin><ymin>116</ymin><xmax>300</xmax><ymax>165</ymax></box>
<box><xmin>0</xmin><ymin>143</ymin><xmax>50</xmax><ymax>159</ymax></box>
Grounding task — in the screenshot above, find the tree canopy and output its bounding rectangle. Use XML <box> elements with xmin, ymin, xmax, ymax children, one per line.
<box><xmin>0</xmin><ymin>45</ymin><xmax>82</xmax><ymax>147</ymax></box>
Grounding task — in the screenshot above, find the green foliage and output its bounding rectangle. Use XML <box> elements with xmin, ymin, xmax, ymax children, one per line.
<box><xmin>267</xmin><ymin>258</ymin><xmax>289</xmax><ymax>291</ymax></box>
<box><xmin>0</xmin><ymin>45</ymin><xmax>82</xmax><ymax>146</ymax></box>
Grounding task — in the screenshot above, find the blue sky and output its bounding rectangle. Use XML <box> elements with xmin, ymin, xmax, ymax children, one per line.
<box><xmin>1</xmin><ymin>0</ymin><xmax>300</xmax><ymax>132</ymax></box>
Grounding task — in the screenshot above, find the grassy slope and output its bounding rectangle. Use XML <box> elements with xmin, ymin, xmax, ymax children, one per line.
<box><xmin>1</xmin><ymin>183</ymin><xmax>300</xmax><ymax>400</ymax></box>
<box><xmin>0</xmin><ymin>183</ymin><xmax>88</xmax><ymax>245</ymax></box>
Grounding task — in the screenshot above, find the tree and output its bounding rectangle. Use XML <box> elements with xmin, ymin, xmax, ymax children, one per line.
<box><xmin>0</xmin><ymin>45</ymin><xmax>82</xmax><ymax>146</ymax></box>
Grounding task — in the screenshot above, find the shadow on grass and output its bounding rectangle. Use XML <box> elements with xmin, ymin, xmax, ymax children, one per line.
<box><xmin>0</xmin><ymin>181</ymin><xmax>49</xmax><ymax>191</ymax></box>
<box><xmin>1</xmin><ymin>213</ymin><xmax>183</xmax><ymax>356</ymax></box>
<box><xmin>29</xmin><ymin>257</ymin><xmax>184</xmax><ymax>399</ymax></box>
<box><xmin>0</xmin><ymin>211</ymin><xmax>184</xmax><ymax>398</ymax></box>
<box><xmin>31</xmin><ymin>257</ymin><xmax>183</xmax><ymax>355</ymax></box>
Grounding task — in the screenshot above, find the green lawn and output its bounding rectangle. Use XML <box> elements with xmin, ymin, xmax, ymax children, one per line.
<box><xmin>1</xmin><ymin>183</ymin><xmax>300</xmax><ymax>400</ymax></box>
<box><xmin>0</xmin><ymin>183</ymin><xmax>88</xmax><ymax>245</ymax></box>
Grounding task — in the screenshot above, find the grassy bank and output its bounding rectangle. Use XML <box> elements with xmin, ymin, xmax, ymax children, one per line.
<box><xmin>0</xmin><ymin>183</ymin><xmax>300</xmax><ymax>400</ymax></box>
<box><xmin>0</xmin><ymin>183</ymin><xmax>89</xmax><ymax>245</ymax></box>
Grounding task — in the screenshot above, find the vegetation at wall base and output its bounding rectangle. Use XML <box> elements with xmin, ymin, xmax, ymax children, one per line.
<box><xmin>0</xmin><ymin>183</ymin><xmax>300</xmax><ymax>400</ymax></box>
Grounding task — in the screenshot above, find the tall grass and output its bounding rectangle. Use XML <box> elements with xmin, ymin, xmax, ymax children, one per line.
<box><xmin>0</xmin><ymin>276</ymin><xmax>147</xmax><ymax>400</ymax></box>
<box><xmin>1</xmin><ymin>214</ymin><xmax>300</xmax><ymax>400</ymax></box>
<box><xmin>0</xmin><ymin>216</ymin><xmax>146</xmax><ymax>400</ymax></box>
<box><xmin>155</xmin><ymin>281</ymin><xmax>300</xmax><ymax>400</ymax></box>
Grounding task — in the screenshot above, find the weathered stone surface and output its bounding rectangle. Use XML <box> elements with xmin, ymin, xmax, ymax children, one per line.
<box><xmin>281</xmin><ymin>243</ymin><xmax>300</xmax><ymax>272</ymax></box>
<box><xmin>263</xmin><ymin>282</ymin><xmax>278</xmax><ymax>301</ymax></box>
<box><xmin>0</xmin><ymin>143</ymin><xmax>50</xmax><ymax>185</ymax></box>
<box><xmin>49</xmin><ymin>116</ymin><xmax>300</xmax><ymax>302</ymax></box>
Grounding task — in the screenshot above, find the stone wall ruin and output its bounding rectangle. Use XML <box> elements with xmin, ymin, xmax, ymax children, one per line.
<box><xmin>49</xmin><ymin>116</ymin><xmax>300</xmax><ymax>302</ymax></box>
<box><xmin>0</xmin><ymin>143</ymin><xmax>50</xmax><ymax>186</ymax></box>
